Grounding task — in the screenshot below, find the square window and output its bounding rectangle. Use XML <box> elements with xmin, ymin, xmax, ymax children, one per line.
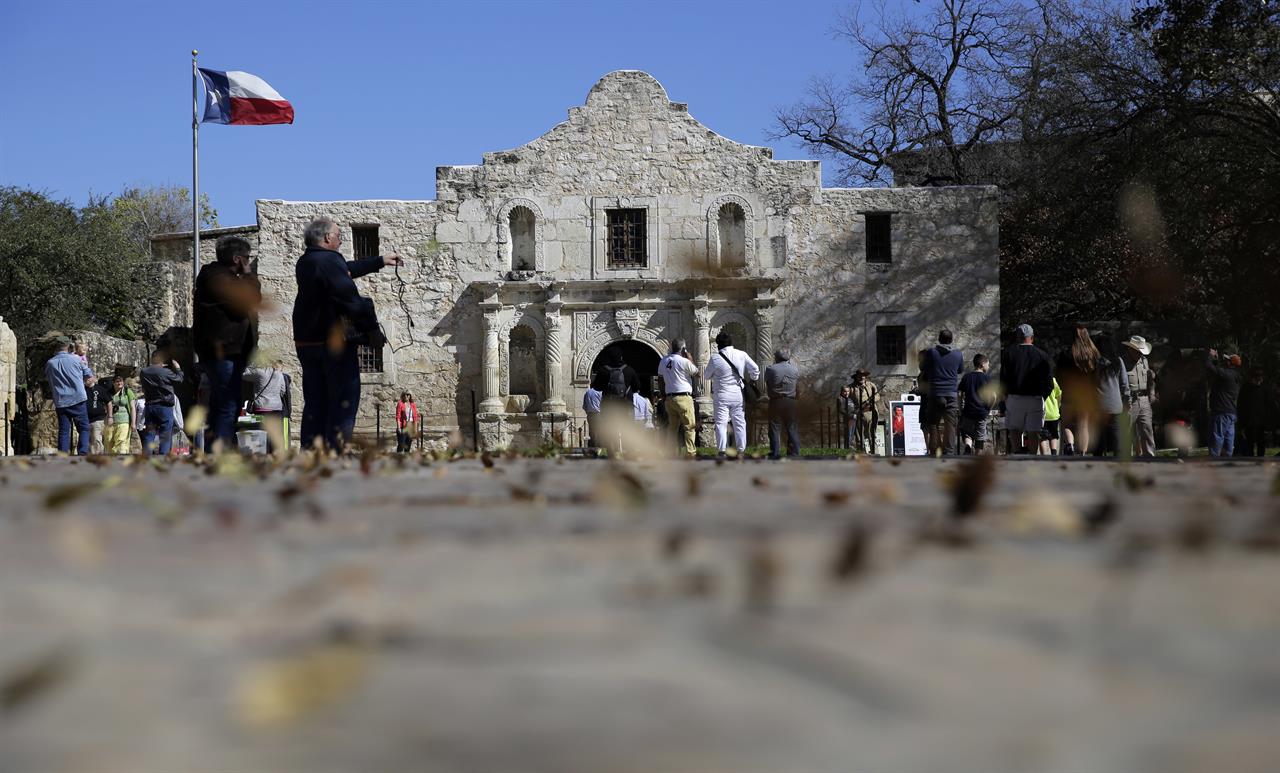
<box><xmin>606</xmin><ymin>208</ymin><xmax>647</xmax><ymax>268</ymax></box>
<box><xmin>865</xmin><ymin>213</ymin><xmax>892</xmax><ymax>263</ymax></box>
<box><xmin>357</xmin><ymin>344</ymin><xmax>383</xmax><ymax>374</ymax></box>
<box><xmin>876</xmin><ymin>325</ymin><xmax>906</xmax><ymax>366</ymax></box>
<box><xmin>352</xmin><ymin>225</ymin><xmax>380</xmax><ymax>260</ymax></box>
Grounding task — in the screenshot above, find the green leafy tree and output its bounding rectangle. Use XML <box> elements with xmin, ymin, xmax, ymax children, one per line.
<box><xmin>0</xmin><ymin>184</ymin><xmax>217</xmax><ymax>348</ymax></box>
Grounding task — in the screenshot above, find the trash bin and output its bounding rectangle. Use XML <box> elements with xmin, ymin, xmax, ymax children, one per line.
<box><xmin>236</xmin><ymin>430</ymin><xmax>269</xmax><ymax>455</ymax></box>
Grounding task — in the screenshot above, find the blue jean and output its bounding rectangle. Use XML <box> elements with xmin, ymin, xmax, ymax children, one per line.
<box><xmin>56</xmin><ymin>400</ymin><xmax>90</xmax><ymax>455</ymax></box>
<box><xmin>297</xmin><ymin>344</ymin><xmax>361</xmax><ymax>451</ymax></box>
<box><xmin>1209</xmin><ymin>412</ymin><xmax>1236</xmax><ymax>457</ymax></box>
<box><xmin>201</xmin><ymin>357</ymin><xmax>244</xmax><ymax>453</ymax></box>
<box><xmin>143</xmin><ymin>404</ymin><xmax>175</xmax><ymax>456</ymax></box>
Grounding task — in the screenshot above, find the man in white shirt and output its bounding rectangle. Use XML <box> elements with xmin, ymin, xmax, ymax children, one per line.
<box><xmin>631</xmin><ymin>391</ymin><xmax>653</xmax><ymax>428</ymax></box>
<box><xmin>582</xmin><ymin>384</ymin><xmax>603</xmax><ymax>448</ymax></box>
<box><xmin>658</xmin><ymin>338</ymin><xmax>699</xmax><ymax>457</ymax></box>
<box><xmin>703</xmin><ymin>331</ymin><xmax>760</xmax><ymax>457</ymax></box>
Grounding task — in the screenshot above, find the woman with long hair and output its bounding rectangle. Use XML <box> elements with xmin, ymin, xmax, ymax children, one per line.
<box><xmin>1056</xmin><ymin>324</ymin><xmax>1101</xmax><ymax>455</ymax></box>
<box><xmin>1092</xmin><ymin>335</ymin><xmax>1131</xmax><ymax>456</ymax></box>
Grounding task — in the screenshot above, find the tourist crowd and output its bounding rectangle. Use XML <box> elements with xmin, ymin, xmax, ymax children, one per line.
<box><xmin>42</xmin><ymin>218</ymin><xmax>1275</xmax><ymax>460</ymax></box>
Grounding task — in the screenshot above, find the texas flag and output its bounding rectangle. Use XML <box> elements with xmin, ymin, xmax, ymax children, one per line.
<box><xmin>198</xmin><ymin>68</ymin><xmax>294</xmax><ymax>125</ymax></box>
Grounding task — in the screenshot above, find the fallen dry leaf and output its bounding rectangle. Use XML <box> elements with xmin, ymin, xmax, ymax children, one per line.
<box><xmin>1</xmin><ymin>647</ymin><xmax>77</xmax><ymax>714</ymax></box>
<box><xmin>234</xmin><ymin>643</ymin><xmax>369</xmax><ymax>728</ymax></box>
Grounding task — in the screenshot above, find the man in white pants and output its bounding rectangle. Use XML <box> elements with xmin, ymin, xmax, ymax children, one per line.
<box><xmin>703</xmin><ymin>330</ymin><xmax>760</xmax><ymax>457</ymax></box>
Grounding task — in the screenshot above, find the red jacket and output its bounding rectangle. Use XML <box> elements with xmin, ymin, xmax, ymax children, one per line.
<box><xmin>396</xmin><ymin>401</ymin><xmax>417</xmax><ymax>429</ymax></box>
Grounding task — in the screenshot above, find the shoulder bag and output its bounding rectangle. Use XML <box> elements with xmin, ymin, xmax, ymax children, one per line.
<box><xmin>718</xmin><ymin>351</ymin><xmax>762</xmax><ymax>404</ymax></box>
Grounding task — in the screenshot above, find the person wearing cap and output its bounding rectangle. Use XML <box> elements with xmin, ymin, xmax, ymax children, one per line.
<box><xmin>1120</xmin><ymin>335</ymin><xmax>1157</xmax><ymax>457</ymax></box>
<box><xmin>1205</xmin><ymin>347</ymin><xmax>1243</xmax><ymax>456</ymax></box>
<box><xmin>846</xmin><ymin>368</ymin><xmax>880</xmax><ymax>454</ymax></box>
<box><xmin>44</xmin><ymin>338</ymin><xmax>96</xmax><ymax>455</ymax></box>
<box><xmin>999</xmin><ymin>323</ymin><xmax>1054</xmax><ymax>454</ymax></box>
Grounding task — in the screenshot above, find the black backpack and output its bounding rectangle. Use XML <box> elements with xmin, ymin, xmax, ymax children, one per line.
<box><xmin>604</xmin><ymin>365</ymin><xmax>629</xmax><ymax>398</ymax></box>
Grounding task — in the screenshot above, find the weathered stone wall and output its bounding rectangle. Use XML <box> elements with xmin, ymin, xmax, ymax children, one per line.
<box><xmin>0</xmin><ymin>317</ymin><xmax>16</xmax><ymax>454</ymax></box>
<box><xmin>250</xmin><ymin>71</ymin><xmax>1000</xmax><ymax>449</ymax></box>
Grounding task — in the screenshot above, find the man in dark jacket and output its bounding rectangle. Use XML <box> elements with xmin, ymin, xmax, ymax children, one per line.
<box><xmin>193</xmin><ymin>235</ymin><xmax>261</xmax><ymax>452</ymax></box>
<box><xmin>919</xmin><ymin>329</ymin><xmax>964</xmax><ymax>455</ymax></box>
<box><xmin>1000</xmin><ymin>323</ymin><xmax>1054</xmax><ymax>454</ymax></box>
<box><xmin>1205</xmin><ymin>348</ymin><xmax>1243</xmax><ymax>457</ymax></box>
<box><xmin>293</xmin><ymin>217</ymin><xmax>400</xmax><ymax>451</ymax></box>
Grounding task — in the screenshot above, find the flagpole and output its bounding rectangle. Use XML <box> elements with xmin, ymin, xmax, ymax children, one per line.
<box><xmin>192</xmin><ymin>49</ymin><xmax>200</xmax><ymax>285</ymax></box>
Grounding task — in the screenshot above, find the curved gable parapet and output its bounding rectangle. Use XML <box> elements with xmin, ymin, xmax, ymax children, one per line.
<box><xmin>473</xmin><ymin>70</ymin><xmax>792</xmax><ymax>172</ymax></box>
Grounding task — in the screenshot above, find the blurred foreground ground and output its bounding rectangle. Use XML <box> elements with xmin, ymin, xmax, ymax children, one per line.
<box><xmin>2</xmin><ymin>453</ymin><xmax>1278</xmax><ymax>773</ymax></box>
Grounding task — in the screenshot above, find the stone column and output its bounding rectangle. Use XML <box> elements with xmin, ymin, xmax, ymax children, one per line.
<box><xmin>754</xmin><ymin>302</ymin><xmax>775</xmax><ymax>378</ymax></box>
<box><xmin>542</xmin><ymin>295</ymin><xmax>566</xmax><ymax>412</ymax></box>
<box><xmin>692</xmin><ymin>299</ymin><xmax>714</xmax><ymax>447</ymax></box>
<box><xmin>479</xmin><ymin>304</ymin><xmax>504</xmax><ymax>414</ymax></box>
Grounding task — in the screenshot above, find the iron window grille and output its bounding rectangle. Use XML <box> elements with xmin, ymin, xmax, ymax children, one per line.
<box><xmin>606</xmin><ymin>208</ymin><xmax>647</xmax><ymax>268</ymax></box>
<box><xmin>357</xmin><ymin>344</ymin><xmax>384</xmax><ymax>374</ymax></box>
<box><xmin>865</xmin><ymin>213</ymin><xmax>892</xmax><ymax>263</ymax></box>
<box><xmin>352</xmin><ymin>225</ymin><xmax>380</xmax><ymax>260</ymax></box>
<box><xmin>876</xmin><ymin>325</ymin><xmax>907</xmax><ymax>366</ymax></box>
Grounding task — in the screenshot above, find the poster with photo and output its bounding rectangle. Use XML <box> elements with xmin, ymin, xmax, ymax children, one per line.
<box><xmin>889</xmin><ymin>400</ymin><xmax>927</xmax><ymax>456</ymax></box>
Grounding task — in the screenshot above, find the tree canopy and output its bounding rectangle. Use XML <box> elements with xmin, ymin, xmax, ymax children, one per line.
<box><xmin>0</xmin><ymin>184</ymin><xmax>217</xmax><ymax>351</ymax></box>
<box><xmin>775</xmin><ymin>0</ymin><xmax>1280</xmax><ymax>363</ymax></box>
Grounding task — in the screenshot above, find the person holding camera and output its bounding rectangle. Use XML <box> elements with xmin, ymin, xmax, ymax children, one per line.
<box><xmin>658</xmin><ymin>338</ymin><xmax>699</xmax><ymax>458</ymax></box>
<box><xmin>292</xmin><ymin>217</ymin><xmax>401</xmax><ymax>451</ymax></box>
<box><xmin>1205</xmin><ymin>347</ymin><xmax>1243</xmax><ymax>457</ymax></box>
<box><xmin>703</xmin><ymin>330</ymin><xmax>759</xmax><ymax>458</ymax></box>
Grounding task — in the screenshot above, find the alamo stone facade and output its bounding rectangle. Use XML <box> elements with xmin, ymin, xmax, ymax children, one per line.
<box><xmin>202</xmin><ymin>71</ymin><xmax>998</xmax><ymax>450</ymax></box>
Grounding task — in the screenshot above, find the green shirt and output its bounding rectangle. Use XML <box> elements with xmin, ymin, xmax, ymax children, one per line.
<box><xmin>1044</xmin><ymin>378</ymin><xmax>1062</xmax><ymax>421</ymax></box>
<box><xmin>111</xmin><ymin>388</ymin><xmax>136</xmax><ymax>423</ymax></box>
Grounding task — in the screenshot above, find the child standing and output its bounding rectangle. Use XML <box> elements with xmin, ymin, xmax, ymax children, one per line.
<box><xmin>958</xmin><ymin>354</ymin><xmax>992</xmax><ymax>454</ymax></box>
<box><xmin>1041</xmin><ymin>377</ymin><xmax>1063</xmax><ymax>455</ymax></box>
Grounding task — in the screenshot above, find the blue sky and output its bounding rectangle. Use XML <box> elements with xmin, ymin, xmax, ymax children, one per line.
<box><xmin>1</xmin><ymin>0</ymin><xmax>868</xmax><ymax>226</ymax></box>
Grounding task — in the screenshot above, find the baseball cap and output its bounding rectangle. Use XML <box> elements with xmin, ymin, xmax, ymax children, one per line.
<box><xmin>1015</xmin><ymin>323</ymin><xmax>1034</xmax><ymax>338</ymax></box>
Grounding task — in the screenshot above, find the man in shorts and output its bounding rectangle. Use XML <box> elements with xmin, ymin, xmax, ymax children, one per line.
<box><xmin>999</xmin><ymin>323</ymin><xmax>1054</xmax><ymax>454</ymax></box>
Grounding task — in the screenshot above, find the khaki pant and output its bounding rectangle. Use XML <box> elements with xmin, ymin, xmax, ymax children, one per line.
<box><xmin>88</xmin><ymin>420</ymin><xmax>105</xmax><ymax>455</ymax></box>
<box><xmin>666</xmin><ymin>394</ymin><xmax>697</xmax><ymax>457</ymax></box>
<box><xmin>105</xmin><ymin>421</ymin><xmax>132</xmax><ymax>454</ymax></box>
<box><xmin>1130</xmin><ymin>395</ymin><xmax>1155</xmax><ymax>457</ymax></box>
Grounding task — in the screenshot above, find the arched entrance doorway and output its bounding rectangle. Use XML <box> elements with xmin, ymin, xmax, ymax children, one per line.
<box><xmin>590</xmin><ymin>340</ymin><xmax>661</xmax><ymax>397</ymax></box>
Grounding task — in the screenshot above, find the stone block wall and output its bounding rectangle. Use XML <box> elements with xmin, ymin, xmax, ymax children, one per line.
<box><xmin>0</xmin><ymin>317</ymin><xmax>16</xmax><ymax>454</ymax></box>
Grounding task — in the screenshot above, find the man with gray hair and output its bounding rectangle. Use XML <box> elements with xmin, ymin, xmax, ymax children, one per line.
<box><xmin>293</xmin><ymin>217</ymin><xmax>402</xmax><ymax>451</ymax></box>
<box><xmin>764</xmin><ymin>348</ymin><xmax>800</xmax><ymax>459</ymax></box>
<box><xmin>657</xmin><ymin>337</ymin><xmax>699</xmax><ymax>458</ymax></box>
<box><xmin>999</xmin><ymin>322</ymin><xmax>1054</xmax><ymax>454</ymax></box>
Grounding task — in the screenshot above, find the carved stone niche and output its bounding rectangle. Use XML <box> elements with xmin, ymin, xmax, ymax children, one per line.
<box><xmin>614</xmin><ymin>308</ymin><xmax>641</xmax><ymax>339</ymax></box>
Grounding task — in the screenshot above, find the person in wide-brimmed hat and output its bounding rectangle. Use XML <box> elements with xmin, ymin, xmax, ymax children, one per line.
<box><xmin>844</xmin><ymin>368</ymin><xmax>880</xmax><ymax>453</ymax></box>
<box><xmin>1120</xmin><ymin>335</ymin><xmax>1157</xmax><ymax>457</ymax></box>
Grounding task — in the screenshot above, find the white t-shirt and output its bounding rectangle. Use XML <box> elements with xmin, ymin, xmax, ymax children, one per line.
<box><xmin>582</xmin><ymin>387</ymin><xmax>602</xmax><ymax>414</ymax></box>
<box><xmin>632</xmin><ymin>392</ymin><xmax>652</xmax><ymax>426</ymax></box>
<box><xmin>658</xmin><ymin>353</ymin><xmax>698</xmax><ymax>395</ymax></box>
<box><xmin>704</xmin><ymin>346</ymin><xmax>760</xmax><ymax>399</ymax></box>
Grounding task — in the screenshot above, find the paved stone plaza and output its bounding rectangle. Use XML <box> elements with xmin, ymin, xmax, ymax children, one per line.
<box><xmin>2</xmin><ymin>454</ymin><xmax>1278</xmax><ymax>772</ymax></box>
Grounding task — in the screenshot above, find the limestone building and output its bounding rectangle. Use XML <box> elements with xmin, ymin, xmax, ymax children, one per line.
<box><xmin>244</xmin><ymin>70</ymin><xmax>999</xmax><ymax>449</ymax></box>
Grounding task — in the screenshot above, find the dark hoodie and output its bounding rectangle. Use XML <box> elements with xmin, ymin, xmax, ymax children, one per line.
<box><xmin>921</xmin><ymin>344</ymin><xmax>964</xmax><ymax>397</ymax></box>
